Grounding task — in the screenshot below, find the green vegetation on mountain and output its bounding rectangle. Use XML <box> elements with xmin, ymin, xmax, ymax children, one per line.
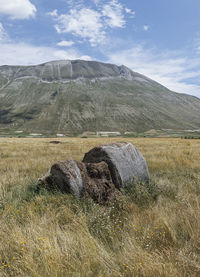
<box><xmin>0</xmin><ymin>60</ymin><xmax>200</xmax><ymax>135</ymax></box>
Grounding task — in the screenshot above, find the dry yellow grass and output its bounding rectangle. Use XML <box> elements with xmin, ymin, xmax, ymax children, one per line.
<box><xmin>0</xmin><ymin>137</ymin><xmax>200</xmax><ymax>277</ymax></box>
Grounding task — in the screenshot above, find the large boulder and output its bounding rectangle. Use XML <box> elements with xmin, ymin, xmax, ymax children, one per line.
<box><xmin>38</xmin><ymin>160</ymin><xmax>116</xmax><ymax>203</ymax></box>
<box><xmin>83</xmin><ymin>142</ymin><xmax>149</xmax><ymax>189</ymax></box>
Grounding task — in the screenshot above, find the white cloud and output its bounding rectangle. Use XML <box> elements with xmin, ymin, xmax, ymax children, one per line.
<box><xmin>0</xmin><ymin>23</ymin><xmax>8</xmax><ymax>41</ymax></box>
<box><xmin>125</xmin><ymin>8</ymin><xmax>135</xmax><ymax>17</ymax></box>
<box><xmin>52</xmin><ymin>8</ymin><xmax>105</xmax><ymax>46</ymax></box>
<box><xmin>57</xmin><ymin>40</ymin><xmax>75</xmax><ymax>47</ymax></box>
<box><xmin>143</xmin><ymin>25</ymin><xmax>149</xmax><ymax>31</ymax></box>
<box><xmin>92</xmin><ymin>0</ymin><xmax>100</xmax><ymax>4</ymax></box>
<box><xmin>102</xmin><ymin>0</ymin><xmax>125</xmax><ymax>28</ymax></box>
<box><xmin>78</xmin><ymin>55</ymin><xmax>92</xmax><ymax>60</ymax></box>
<box><xmin>49</xmin><ymin>0</ymin><xmax>129</xmax><ymax>46</ymax></box>
<box><xmin>67</xmin><ymin>0</ymin><xmax>84</xmax><ymax>8</ymax></box>
<box><xmin>0</xmin><ymin>0</ymin><xmax>36</xmax><ymax>19</ymax></box>
<box><xmin>0</xmin><ymin>42</ymin><xmax>92</xmax><ymax>65</ymax></box>
<box><xmin>194</xmin><ymin>36</ymin><xmax>200</xmax><ymax>54</ymax></box>
<box><xmin>107</xmin><ymin>45</ymin><xmax>200</xmax><ymax>97</ymax></box>
<box><xmin>47</xmin><ymin>9</ymin><xmax>58</xmax><ymax>17</ymax></box>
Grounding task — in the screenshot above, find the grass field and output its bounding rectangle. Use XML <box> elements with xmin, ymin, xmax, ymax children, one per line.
<box><xmin>0</xmin><ymin>137</ymin><xmax>200</xmax><ymax>277</ymax></box>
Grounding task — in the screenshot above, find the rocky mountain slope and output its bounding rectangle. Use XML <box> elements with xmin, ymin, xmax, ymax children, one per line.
<box><xmin>0</xmin><ymin>60</ymin><xmax>200</xmax><ymax>135</ymax></box>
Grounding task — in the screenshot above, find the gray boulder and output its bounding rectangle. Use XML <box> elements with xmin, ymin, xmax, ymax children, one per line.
<box><xmin>83</xmin><ymin>142</ymin><xmax>149</xmax><ymax>189</ymax></box>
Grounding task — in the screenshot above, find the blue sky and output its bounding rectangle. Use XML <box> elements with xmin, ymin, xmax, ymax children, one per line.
<box><xmin>0</xmin><ymin>0</ymin><xmax>200</xmax><ymax>97</ymax></box>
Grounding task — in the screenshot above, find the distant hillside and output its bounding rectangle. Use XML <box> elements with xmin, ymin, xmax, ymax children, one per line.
<box><xmin>0</xmin><ymin>60</ymin><xmax>200</xmax><ymax>135</ymax></box>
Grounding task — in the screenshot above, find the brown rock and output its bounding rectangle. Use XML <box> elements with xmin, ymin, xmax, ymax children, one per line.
<box><xmin>49</xmin><ymin>141</ymin><xmax>61</xmax><ymax>144</ymax></box>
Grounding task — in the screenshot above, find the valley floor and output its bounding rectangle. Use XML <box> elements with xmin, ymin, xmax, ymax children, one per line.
<box><xmin>0</xmin><ymin>137</ymin><xmax>200</xmax><ymax>276</ymax></box>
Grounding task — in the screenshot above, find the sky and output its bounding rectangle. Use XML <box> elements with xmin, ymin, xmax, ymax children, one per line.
<box><xmin>0</xmin><ymin>0</ymin><xmax>200</xmax><ymax>97</ymax></box>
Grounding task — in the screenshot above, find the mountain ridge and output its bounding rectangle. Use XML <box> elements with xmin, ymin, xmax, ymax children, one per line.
<box><xmin>0</xmin><ymin>59</ymin><xmax>200</xmax><ymax>135</ymax></box>
<box><xmin>0</xmin><ymin>60</ymin><xmax>166</xmax><ymax>88</ymax></box>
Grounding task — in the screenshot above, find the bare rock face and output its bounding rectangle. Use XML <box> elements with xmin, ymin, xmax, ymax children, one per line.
<box><xmin>83</xmin><ymin>142</ymin><xmax>149</xmax><ymax>189</ymax></box>
<box><xmin>38</xmin><ymin>160</ymin><xmax>116</xmax><ymax>203</ymax></box>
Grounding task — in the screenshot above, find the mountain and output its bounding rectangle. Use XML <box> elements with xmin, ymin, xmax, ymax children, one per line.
<box><xmin>0</xmin><ymin>60</ymin><xmax>200</xmax><ymax>135</ymax></box>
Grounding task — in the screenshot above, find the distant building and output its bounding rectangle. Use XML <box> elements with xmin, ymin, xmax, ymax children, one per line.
<box><xmin>96</xmin><ymin>131</ymin><xmax>121</xmax><ymax>137</ymax></box>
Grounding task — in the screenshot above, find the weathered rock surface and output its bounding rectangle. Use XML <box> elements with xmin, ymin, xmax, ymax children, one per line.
<box><xmin>83</xmin><ymin>142</ymin><xmax>149</xmax><ymax>188</ymax></box>
<box><xmin>38</xmin><ymin>159</ymin><xmax>116</xmax><ymax>203</ymax></box>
